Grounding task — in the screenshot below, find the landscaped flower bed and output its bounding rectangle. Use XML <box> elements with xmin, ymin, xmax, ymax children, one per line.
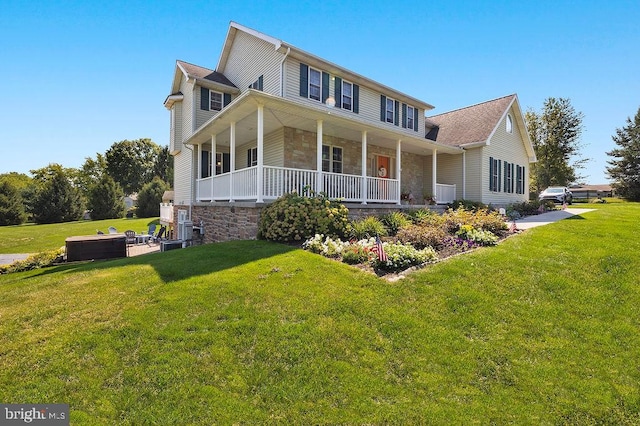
<box><xmin>301</xmin><ymin>206</ymin><xmax>513</xmax><ymax>276</ymax></box>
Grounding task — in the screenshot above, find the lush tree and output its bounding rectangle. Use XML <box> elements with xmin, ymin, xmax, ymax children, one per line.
<box><xmin>29</xmin><ymin>164</ymin><xmax>85</xmax><ymax>224</ymax></box>
<box><xmin>0</xmin><ymin>180</ymin><xmax>27</xmax><ymax>225</ymax></box>
<box><xmin>606</xmin><ymin>107</ymin><xmax>640</xmax><ymax>201</ymax></box>
<box><xmin>105</xmin><ymin>138</ymin><xmax>162</xmax><ymax>195</ymax></box>
<box><xmin>87</xmin><ymin>174</ymin><xmax>126</xmax><ymax>220</ymax></box>
<box><xmin>77</xmin><ymin>153</ymin><xmax>108</xmax><ymax>194</ymax></box>
<box><xmin>152</xmin><ymin>145</ymin><xmax>174</xmax><ymax>187</ymax></box>
<box><xmin>136</xmin><ymin>177</ymin><xmax>169</xmax><ymax>218</ymax></box>
<box><xmin>525</xmin><ymin>97</ymin><xmax>587</xmax><ymax>192</ymax></box>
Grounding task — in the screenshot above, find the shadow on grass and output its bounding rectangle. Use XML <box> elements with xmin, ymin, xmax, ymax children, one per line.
<box><xmin>30</xmin><ymin>240</ymin><xmax>299</xmax><ymax>283</ymax></box>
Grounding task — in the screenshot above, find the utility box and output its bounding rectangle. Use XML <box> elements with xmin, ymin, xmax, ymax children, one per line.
<box><xmin>183</xmin><ymin>220</ymin><xmax>193</xmax><ymax>240</ymax></box>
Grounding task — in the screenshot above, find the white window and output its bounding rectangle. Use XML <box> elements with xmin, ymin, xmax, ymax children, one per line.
<box><xmin>506</xmin><ymin>114</ymin><xmax>513</xmax><ymax>133</ymax></box>
<box><xmin>210</xmin><ymin>91</ymin><xmax>223</xmax><ymax>111</ymax></box>
<box><xmin>322</xmin><ymin>145</ymin><xmax>343</xmax><ymax>173</ymax></box>
<box><xmin>247</xmin><ymin>147</ymin><xmax>257</xmax><ymax>167</ymax></box>
<box><xmin>386</xmin><ymin>97</ymin><xmax>395</xmax><ymax>123</ymax></box>
<box><xmin>407</xmin><ymin>105</ymin><xmax>415</xmax><ymax>129</ymax></box>
<box><xmin>342</xmin><ymin>80</ymin><xmax>353</xmax><ymax>111</ymax></box>
<box><xmin>309</xmin><ymin>68</ymin><xmax>321</xmax><ymax>101</ymax></box>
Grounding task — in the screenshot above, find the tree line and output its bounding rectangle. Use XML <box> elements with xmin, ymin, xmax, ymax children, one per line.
<box><xmin>0</xmin><ymin>138</ymin><xmax>173</xmax><ymax>225</ymax></box>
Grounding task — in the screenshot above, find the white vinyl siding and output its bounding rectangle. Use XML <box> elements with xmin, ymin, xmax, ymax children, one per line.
<box><xmin>195</xmin><ymin>89</ymin><xmax>228</xmax><ymax>130</ymax></box>
<box><xmin>234</xmin><ymin>129</ymin><xmax>285</xmax><ymax>170</ymax></box>
<box><xmin>480</xmin><ymin>106</ymin><xmax>530</xmax><ymax>204</ymax></box>
<box><xmin>284</xmin><ymin>59</ymin><xmax>424</xmax><ymax>134</ymax></box>
<box><xmin>219</xmin><ymin>30</ymin><xmax>284</xmax><ymax>96</ymax></box>
<box><xmin>170</xmin><ymin>102</ymin><xmax>183</xmax><ymax>155</ymax></box>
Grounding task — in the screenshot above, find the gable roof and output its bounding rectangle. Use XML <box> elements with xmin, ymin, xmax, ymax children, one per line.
<box><xmin>427</xmin><ymin>94</ymin><xmax>516</xmax><ymax>147</ymax></box>
<box><xmin>427</xmin><ymin>94</ymin><xmax>536</xmax><ymax>161</ymax></box>
<box><xmin>176</xmin><ymin>60</ymin><xmax>237</xmax><ymax>88</ymax></box>
<box><xmin>217</xmin><ymin>21</ymin><xmax>435</xmax><ymax>111</ymax></box>
<box><xmin>166</xmin><ymin>60</ymin><xmax>239</xmax><ymax>106</ymax></box>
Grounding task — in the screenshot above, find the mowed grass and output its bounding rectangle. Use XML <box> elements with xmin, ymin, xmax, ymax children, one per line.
<box><xmin>1</xmin><ymin>204</ymin><xmax>639</xmax><ymax>424</ymax></box>
<box><xmin>0</xmin><ymin>218</ymin><xmax>158</xmax><ymax>254</ymax></box>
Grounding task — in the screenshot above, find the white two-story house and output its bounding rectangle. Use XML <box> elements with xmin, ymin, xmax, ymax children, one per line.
<box><xmin>163</xmin><ymin>21</ymin><xmax>535</xmax><ymax>242</ymax></box>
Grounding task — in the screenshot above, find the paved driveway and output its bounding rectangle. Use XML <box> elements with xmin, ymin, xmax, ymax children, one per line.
<box><xmin>0</xmin><ymin>253</ymin><xmax>31</xmax><ymax>266</ymax></box>
<box><xmin>512</xmin><ymin>208</ymin><xmax>595</xmax><ymax>230</ymax></box>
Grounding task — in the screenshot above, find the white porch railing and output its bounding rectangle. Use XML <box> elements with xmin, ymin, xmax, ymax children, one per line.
<box><xmin>263</xmin><ymin>166</ymin><xmax>317</xmax><ymax>198</ymax></box>
<box><xmin>367</xmin><ymin>176</ymin><xmax>400</xmax><ymax>203</ymax></box>
<box><xmin>160</xmin><ymin>203</ymin><xmax>173</xmax><ymax>224</ymax></box>
<box><xmin>435</xmin><ymin>183</ymin><xmax>456</xmax><ymax>204</ymax></box>
<box><xmin>196</xmin><ymin>166</ymin><xmax>408</xmax><ymax>204</ymax></box>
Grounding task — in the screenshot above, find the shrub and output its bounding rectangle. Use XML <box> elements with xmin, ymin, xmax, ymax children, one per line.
<box><xmin>0</xmin><ymin>248</ymin><xmax>64</xmax><ymax>275</ymax></box>
<box><xmin>302</xmin><ymin>234</ymin><xmax>347</xmax><ymax>258</ymax></box>
<box><xmin>259</xmin><ymin>192</ymin><xmax>349</xmax><ymax>242</ymax></box>
<box><xmin>507</xmin><ymin>200</ymin><xmax>545</xmax><ymax>217</ymax></box>
<box><xmin>349</xmin><ymin>216</ymin><xmax>387</xmax><ymax>240</ymax></box>
<box><xmin>341</xmin><ymin>244</ymin><xmax>370</xmax><ymax>265</ymax></box>
<box><xmin>372</xmin><ymin>241</ymin><xmax>438</xmax><ymax>272</ymax></box>
<box><xmin>447</xmin><ymin>199</ymin><xmax>489</xmax><ymax>211</ymax></box>
<box><xmin>381</xmin><ymin>211</ymin><xmax>411</xmax><ymax>236</ymax></box>
<box><xmin>443</xmin><ymin>207</ymin><xmax>507</xmax><ymax>234</ymax></box>
<box><xmin>396</xmin><ymin>223</ymin><xmax>448</xmax><ymax>249</ymax></box>
<box><xmin>455</xmin><ymin>225</ymin><xmax>499</xmax><ymax>246</ymax></box>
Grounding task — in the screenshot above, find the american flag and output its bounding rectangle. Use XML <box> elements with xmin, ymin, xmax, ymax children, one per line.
<box><xmin>509</xmin><ymin>221</ymin><xmax>517</xmax><ymax>232</ymax></box>
<box><xmin>372</xmin><ymin>236</ymin><xmax>388</xmax><ymax>262</ymax></box>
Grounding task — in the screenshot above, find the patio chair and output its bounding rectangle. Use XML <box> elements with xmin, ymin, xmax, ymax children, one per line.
<box><xmin>150</xmin><ymin>225</ymin><xmax>167</xmax><ymax>244</ymax></box>
<box><xmin>108</xmin><ymin>226</ymin><xmax>118</xmax><ymax>234</ymax></box>
<box><xmin>97</xmin><ymin>230</ymin><xmax>104</xmax><ymax>235</ymax></box>
<box><xmin>124</xmin><ymin>230</ymin><xmax>137</xmax><ymax>245</ymax></box>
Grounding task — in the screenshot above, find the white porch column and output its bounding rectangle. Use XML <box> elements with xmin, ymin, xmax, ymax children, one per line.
<box><xmin>229</xmin><ymin>121</ymin><xmax>236</xmax><ymax>203</ymax></box>
<box><xmin>462</xmin><ymin>150</ymin><xmax>466</xmax><ymax>200</ymax></box>
<box><xmin>396</xmin><ymin>139</ymin><xmax>402</xmax><ymax>205</ymax></box>
<box><xmin>432</xmin><ymin>149</ymin><xmax>437</xmax><ymax>203</ymax></box>
<box><xmin>316</xmin><ymin>120</ymin><xmax>323</xmax><ymax>194</ymax></box>
<box><xmin>196</xmin><ymin>143</ymin><xmax>202</xmax><ymax>202</ymax></box>
<box><xmin>257</xmin><ymin>104</ymin><xmax>264</xmax><ymax>203</ymax></box>
<box><xmin>361</xmin><ymin>131</ymin><xmax>367</xmax><ymax>204</ymax></box>
<box><xmin>211</xmin><ymin>134</ymin><xmax>216</xmax><ymax>201</ymax></box>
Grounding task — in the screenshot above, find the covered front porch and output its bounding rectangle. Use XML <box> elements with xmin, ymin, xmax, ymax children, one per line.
<box><xmin>195</xmin><ymin>165</ymin><xmax>457</xmax><ymax>204</ymax></box>
<box><xmin>188</xmin><ymin>90</ymin><xmax>464</xmax><ymax>206</ymax></box>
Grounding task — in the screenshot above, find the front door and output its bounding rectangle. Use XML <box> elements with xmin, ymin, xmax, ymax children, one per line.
<box><xmin>377</xmin><ymin>155</ymin><xmax>390</xmax><ymax>178</ymax></box>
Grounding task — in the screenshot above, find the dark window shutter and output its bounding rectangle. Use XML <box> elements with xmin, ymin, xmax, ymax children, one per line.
<box><xmin>402</xmin><ymin>103</ymin><xmax>407</xmax><ymax>128</ymax></box>
<box><xmin>394</xmin><ymin>100</ymin><xmax>400</xmax><ymax>126</ymax></box>
<box><xmin>222</xmin><ymin>153</ymin><xmax>230</xmax><ymax>174</ymax></box>
<box><xmin>504</xmin><ymin>161</ymin><xmax>509</xmax><ymax>192</ymax></box>
<box><xmin>322</xmin><ymin>72</ymin><xmax>330</xmax><ymax>103</ymax></box>
<box><xmin>334</xmin><ymin>77</ymin><xmax>342</xmax><ymax>108</ymax></box>
<box><xmin>353</xmin><ymin>84</ymin><xmax>359</xmax><ymax>113</ymax></box>
<box><xmin>223</xmin><ymin>93</ymin><xmax>231</xmax><ymax>107</ymax></box>
<box><xmin>380</xmin><ymin>95</ymin><xmax>386</xmax><ymax>122</ymax></box>
<box><xmin>200</xmin><ymin>87</ymin><xmax>209</xmax><ymax>110</ymax></box>
<box><xmin>201</xmin><ymin>150</ymin><xmax>209</xmax><ymax>178</ymax></box>
<box><xmin>498</xmin><ymin>160</ymin><xmax>502</xmax><ymax>192</ymax></box>
<box><xmin>299</xmin><ymin>63</ymin><xmax>308</xmax><ymax>97</ymax></box>
<box><xmin>258</xmin><ymin>75</ymin><xmax>263</xmax><ymax>91</ymax></box>
<box><xmin>489</xmin><ymin>157</ymin><xmax>494</xmax><ymax>191</ymax></box>
<box><xmin>414</xmin><ymin>108</ymin><xmax>419</xmax><ymax>131</ymax></box>
<box><xmin>247</xmin><ymin>149</ymin><xmax>251</xmax><ymax>167</ymax></box>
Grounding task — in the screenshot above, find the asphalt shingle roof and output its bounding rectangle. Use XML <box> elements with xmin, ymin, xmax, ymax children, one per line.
<box><xmin>427</xmin><ymin>94</ymin><xmax>516</xmax><ymax>147</ymax></box>
<box><xmin>177</xmin><ymin>60</ymin><xmax>237</xmax><ymax>88</ymax></box>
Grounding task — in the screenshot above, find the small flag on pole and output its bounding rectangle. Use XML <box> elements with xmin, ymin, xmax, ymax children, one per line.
<box><xmin>538</xmin><ymin>204</ymin><xmax>545</xmax><ymax>213</ymax></box>
<box><xmin>509</xmin><ymin>221</ymin><xmax>517</xmax><ymax>232</ymax></box>
<box><xmin>372</xmin><ymin>236</ymin><xmax>388</xmax><ymax>262</ymax></box>
<box><xmin>562</xmin><ymin>202</ymin><xmax>567</xmax><ymax>210</ymax></box>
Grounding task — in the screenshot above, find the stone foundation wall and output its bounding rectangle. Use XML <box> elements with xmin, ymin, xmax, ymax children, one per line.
<box><xmin>191</xmin><ymin>203</ymin><xmax>264</xmax><ymax>243</ymax></box>
<box><xmin>179</xmin><ymin>203</ymin><xmax>443</xmax><ymax>243</ymax></box>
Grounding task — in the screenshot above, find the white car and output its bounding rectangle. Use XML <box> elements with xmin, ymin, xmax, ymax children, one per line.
<box><xmin>539</xmin><ymin>187</ymin><xmax>573</xmax><ymax>204</ymax></box>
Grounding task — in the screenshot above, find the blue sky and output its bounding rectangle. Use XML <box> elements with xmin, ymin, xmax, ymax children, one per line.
<box><xmin>1</xmin><ymin>0</ymin><xmax>638</xmax><ymax>184</ymax></box>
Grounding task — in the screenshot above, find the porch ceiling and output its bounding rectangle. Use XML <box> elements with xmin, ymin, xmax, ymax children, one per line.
<box><xmin>186</xmin><ymin>91</ymin><xmax>463</xmax><ymax>155</ymax></box>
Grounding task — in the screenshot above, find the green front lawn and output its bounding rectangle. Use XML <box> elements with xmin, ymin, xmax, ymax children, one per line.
<box><xmin>1</xmin><ymin>204</ymin><xmax>639</xmax><ymax>423</ymax></box>
<box><xmin>0</xmin><ymin>218</ymin><xmax>158</xmax><ymax>254</ymax></box>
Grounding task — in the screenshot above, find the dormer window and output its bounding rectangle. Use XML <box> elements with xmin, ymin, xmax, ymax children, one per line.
<box><xmin>506</xmin><ymin>114</ymin><xmax>513</xmax><ymax>133</ymax></box>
